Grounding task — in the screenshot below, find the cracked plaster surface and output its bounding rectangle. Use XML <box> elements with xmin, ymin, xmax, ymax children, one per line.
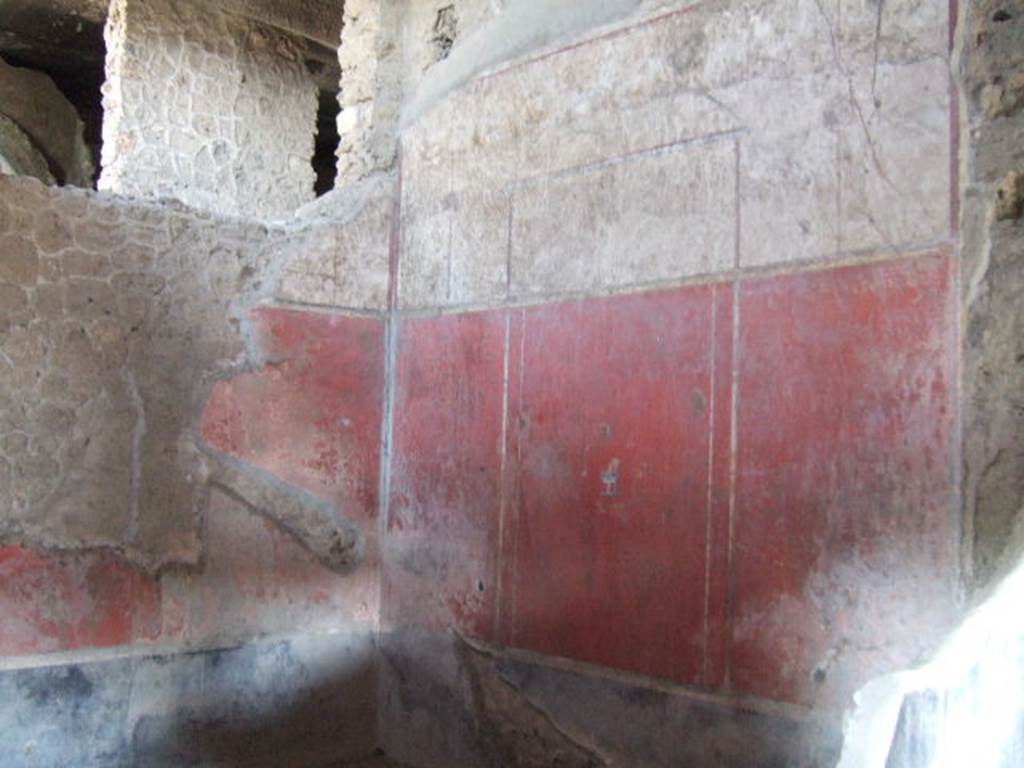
<box><xmin>398</xmin><ymin>0</ymin><xmax>954</xmax><ymax>308</ymax></box>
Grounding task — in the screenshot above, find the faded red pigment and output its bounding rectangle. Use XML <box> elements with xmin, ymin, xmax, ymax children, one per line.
<box><xmin>387</xmin><ymin>251</ymin><xmax>959</xmax><ymax>709</ymax></box>
<box><xmin>731</xmin><ymin>252</ymin><xmax>958</xmax><ymax>707</ymax></box>
<box><xmin>0</xmin><ymin>546</ymin><xmax>161</xmax><ymax>654</ymax></box>
<box><xmin>386</xmin><ymin>310</ymin><xmax>507</xmax><ymax>640</ymax></box>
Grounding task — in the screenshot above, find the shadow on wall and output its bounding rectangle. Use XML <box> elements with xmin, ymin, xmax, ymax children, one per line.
<box><xmin>0</xmin><ymin>55</ymin><xmax>98</xmax><ymax>188</ymax></box>
<box><xmin>0</xmin><ymin>633</ymin><xmax>378</xmax><ymax>768</ymax></box>
<box><xmin>129</xmin><ymin>641</ymin><xmax>377</xmax><ymax>768</ymax></box>
<box><xmin>378</xmin><ymin>628</ymin><xmax>844</xmax><ymax>768</ymax></box>
<box><xmin>839</xmin><ymin>519</ymin><xmax>1024</xmax><ymax>768</ymax></box>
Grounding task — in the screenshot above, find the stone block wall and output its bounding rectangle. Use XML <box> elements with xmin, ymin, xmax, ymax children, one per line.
<box><xmin>99</xmin><ymin>0</ymin><xmax>319</xmax><ymax>220</ymax></box>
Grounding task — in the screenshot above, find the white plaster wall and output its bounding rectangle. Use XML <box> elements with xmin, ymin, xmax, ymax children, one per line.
<box><xmin>100</xmin><ymin>0</ymin><xmax>318</xmax><ymax>220</ymax></box>
<box><xmin>397</xmin><ymin>0</ymin><xmax>954</xmax><ymax>308</ymax></box>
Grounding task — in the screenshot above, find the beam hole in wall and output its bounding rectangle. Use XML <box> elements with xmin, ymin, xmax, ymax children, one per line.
<box><xmin>313</xmin><ymin>89</ymin><xmax>341</xmax><ymax>197</ymax></box>
<box><xmin>431</xmin><ymin>5</ymin><xmax>459</xmax><ymax>64</ymax></box>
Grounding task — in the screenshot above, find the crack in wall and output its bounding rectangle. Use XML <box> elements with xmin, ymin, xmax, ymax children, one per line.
<box><xmin>453</xmin><ymin>632</ymin><xmax>610</xmax><ymax>767</ymax></box>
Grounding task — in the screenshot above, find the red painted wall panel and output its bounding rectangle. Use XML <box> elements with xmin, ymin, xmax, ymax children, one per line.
<box><xmin>0</xmin><ymin>547</ymin><xmax>160</xmax><ymax>655</ymax></box>
<box><xmin>505</xmin><ymin>288</ymin><xmax>718</xmax><ymax>685</ymax></box>
<box><xmin>202</xmin><ymin>306</ymin><xmax>385</xmax><ymax>524</ymax></box>
<box><xmin>386</xmin><ymin>311</ymin><xmax>507</xmax><ymax>640</ymax></box>
<box><xmin>383</xmin><ymin>255</ymin><xmax>960</xmax><ymax>707</ymax></box>
<box><xmin>731</xmin><ymin>252</ymin><xmax>959</xmax><ymax>707</ymax></box>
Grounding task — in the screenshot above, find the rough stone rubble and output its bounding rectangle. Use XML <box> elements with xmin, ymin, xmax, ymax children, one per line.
<box><xmin>99</xmin><ymin>0</ymin><xmax>319</xmax><ymax>220</ymax></box>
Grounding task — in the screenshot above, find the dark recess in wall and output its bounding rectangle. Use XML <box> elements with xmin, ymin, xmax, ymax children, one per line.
<box><xmin>0</xmin><ymin>7</ymin><xmax>106</xmax><ymax>186</ymax></box>
<box><xmin>314</xmin><ymin>88</ymin><xmax>341</xmax><ymax>197</ymax></box>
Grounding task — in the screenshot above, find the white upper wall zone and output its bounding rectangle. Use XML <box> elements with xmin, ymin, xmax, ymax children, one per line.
<box><xmin>398</xmin><ymin>0</ymin><xmax>954</xmax><ymax>309</ymax></box>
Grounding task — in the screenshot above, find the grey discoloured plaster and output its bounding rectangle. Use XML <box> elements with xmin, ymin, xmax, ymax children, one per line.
<box><xmin>488</xmin><ymin>649</ymin><xmax>841</xmax><ymax>768</ymax></box>
<box><xmin>130</xmin><ymin>633</ymin><xmax>378</xmax><ymax>767</ymax></box>
<box><xmin>0</xmin><ymin>660</ymin><xmax>133</xmax><ymax>767</ymax></box>
<box><xmin>453</xmin><ymin>636</ymin><xmax>608</xmax><ymax>767</ymax></box>
<box><xmin>960</xmin><ymin>0</ymin><xmax>1024</xmax><ymax>590</ymax></box>
<box><xmin>380</xmin><ymin>629</ymin><xmax>842</xmax><ymax>768</ymax></box>
<box><xmin>380</xmin><ymin>628</ymin><xmax>571</xmax><ymax>768</ymax></box>
<box><xmin>341</xmin><ymin>758</ymin><xmax>412</xmax><ymax>768</ymax></box>
<box><xmin>0</xmin><ymin>632</ymin><xmax>378</xmax><ymax>768</ymax></box>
